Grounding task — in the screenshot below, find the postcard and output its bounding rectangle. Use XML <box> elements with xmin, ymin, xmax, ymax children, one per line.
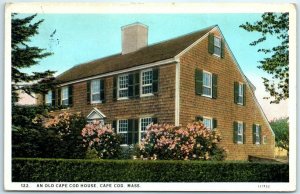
<box><xmin>4</xmin><ymin>2</ymin><xmax>296</xmax><ymax>191</ymax></box>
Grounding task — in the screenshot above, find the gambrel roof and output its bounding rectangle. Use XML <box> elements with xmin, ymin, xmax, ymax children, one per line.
<box><xmin>56</xmin><ymin>25</ymin><xmax>216</xmax><ymax>83</ymax></box>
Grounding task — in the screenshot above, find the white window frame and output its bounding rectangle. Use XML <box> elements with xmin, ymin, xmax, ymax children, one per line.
<box><xmin>203</xmin><ymin>117</ymin><xmax>213</xmax><ymax>130</ymax></box>
<box><xmin>140</xmin><ymin>68</ymin><xmax>154</xmax><ymax>97</ymax></box>
<box><xmin>45</xmin><ymin>90</ymin><xmax>52</xmax><ymax>105</ymax></box>
<box><xmin>202</xmin><ymin>71</ymin><xmax>212</xmax><ymax>98</ymax></box>
<box><xmin>237</xmin><ymin>82</ymin><xmax>244</xmax><ymax>105</ymax></box>
<box><xmin>61</xmin><ymin>86</ymin><xmax>69</xmax><ymax>106</ymax></box>
<box><xmin>139</xmin><ymin>117</ymin><xmax>153</xmax><ymax>142</ymax></box>
<box><xmin>237</xmin><ymin>121</ymin><xmax>244</xmax><ymax>144</ymax></box>
<box><xmin>117</xmin><ymin>74</ymin><xmax>129</xmax><ymax>100</ymax></box>
<box><xmin>255</xmin><ymin>124</ymin><xmax>260</xmax><ymax>145</ymax></box>
<box><xmin>213</xmin><ymin>36</ymin><xmax>222</xmax><ymax>57</ymax></box>
<box><xmin>263</xmin><ymin>136</ymin><xmax>267</xmax><ymax>145</ymax></box>
<box><xmin>117</xmin><ymin>119</ymin><xmax>129</xmax><ymax>146</ymax></box>
<box><xmin>91</xmin><ymin>79</ymin><xmax>101</xmax><ymax>104</ymax></box>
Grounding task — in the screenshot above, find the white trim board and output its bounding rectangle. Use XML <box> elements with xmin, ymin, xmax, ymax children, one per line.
<box><xmin>58</xmin><ymin>58</ymin><xmax>176</xmax><ymax>87</ymax></box>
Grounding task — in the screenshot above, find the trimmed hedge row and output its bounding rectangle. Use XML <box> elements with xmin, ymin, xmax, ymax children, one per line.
<box><xmin>12</xmin><ymin>158</ymin><xmax>289</xmax><ymax>182</ymax></box>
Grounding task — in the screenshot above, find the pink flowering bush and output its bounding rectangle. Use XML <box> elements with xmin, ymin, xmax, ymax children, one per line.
<box><xmin>136</xmin><ymin>121</ymin><xmax>227</xmax><ymax>160</ymax></box>
<box><xmin>81</xmin><ymin>121</ymin><xmax>122</xmax><ymax>159</ymax></box>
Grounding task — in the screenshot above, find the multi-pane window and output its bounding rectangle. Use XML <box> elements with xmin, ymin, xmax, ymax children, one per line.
<box><xmin>91</xmin><ymin>79</ymin><xmax>101</xmax><ymax>103</ymax></box>
<box><xmin>255</xmin><ymin>124</ymin><xmax>260</xmax><ymax>144</ymax></box>
<box><xmin>237</xmin><ymin>122</ymin><xmax>244</xmax><ymax>144</ymax></box>
<box><xmin>214</xmin><ymin>36</ymin><xmax>221</xmax><ymax>56</ymax></box>
<box><xmin>118</xmin><ymin>120</ymin><xmax>128</xmax><ymax>144</ymax></box>
<box><xmin>45</xmin><ymin>90</ymin><xmax>52</xmax><ymax>105</ymax></box>
<box><xmin>61</xmin><ymin>86</ymin><xmax>69</xmax><ymax>105</ymax></box>
<box><xmin>141</xmin><ymin>69</ymin><xmax>153</xmax><ymax>95</ymax></box>
<box><xmin>118</xmin><ymin>74</ymin><xmax>129</xmax><ymax>98</ymax></box>
<box><xmin>203</xmin><ymin>71</ymin><xmax>212</xmax><ymax>97</ymax></box>
<box><xmin>203</xmin><ymin>117</ymin><xmax>212</xmax><ymax>130</ymax></box>
<box><xmin>238</xmin><ymin>83</ymin><xmax>244</xmax><ymax>104</ymax></box>
<box><xmin>140</xmin><ymin>117</ymin><xmax>152</xmax><ymax>141</ymax></box>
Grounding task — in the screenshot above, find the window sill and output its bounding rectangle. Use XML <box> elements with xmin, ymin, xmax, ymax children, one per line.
<box><xmin>202</xmin><ymin>94</ymin><xmax>212</xmax><ymax>98</ymax></box>
<box><xmin>140</xmin><ymin>93</ymin><xmax>154</xmax><ymax>98</ymax></box>
<box><xmin>91</xmin><ymin>101</ymin><xmax>102</xmax><ymax>104</ymax></box>
<box><xmin>117</xmin><ymin>97</ymin><xmax>129</xmax><ymax>101</ymax></box>
<box><xmin>236</xmin><ymin>102</ymin><xmax>244</xmax><ymax>106</ymax></box>
<box><xmin>213</xmin><ymin>53</ymin><xmax>221</xmax><ymax>58</ymax></box>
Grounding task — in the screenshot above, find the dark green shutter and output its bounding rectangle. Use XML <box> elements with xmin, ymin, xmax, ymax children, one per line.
<box><xmin>195</xmin><ymin>115</ymin><xmax>203</xmax><ymax>122</ymax></box>
<box><xmin>152</xmin><ymin>117</ymin><xmax>158</xmax><ymax>124</ymax></box>
<box><xmin>87</xmin><ymin>81</ymin><xmax>91</xmax><ymax>104</ymax></box>
<box><xmin>195</xmin><ymin>68</ymin><xmax>203</xmax><ymax>95</ymax></box>
<box><xmin>128</xmin><ymin>119</ymin><xmax>138</xmax><ymax>145</ymax></box>
<box><xmin>68</xmin><ymin>85</ymin><xmax>73</xmax><ymax>107</ymax></box>
<box><xmin>208</xmin><ymin>33</ymin><xmax>214</xmax><ymax>54</ymax></box>
<box><xmin>133</xmin><ymin>119</ymin><xmax>139</xmax><ymax>144</ymax></box>
<box><xmin>113</xmin><ymin>77</ymin><xmax>117</xmax><ymax>101</ymax></box>
<box><xmin>234</xmin><ymin>82</ymin><xmax>238</xmax><ymax>104</ymax></box>
<box><xmin>152</xmin><ymin>69</ymin><xmax>159</xmax><ymax>94</ymax></box>
<box><xmin>57</xmin><ymin>88</ymin><xmax>61</xmax><ymax>106</ymax></box>
<box><xmin>221</xmin><ymin>39</ymin><xmax>225</xmax><ymax>58</ymax></box>
<box><xmin>259</xmin><ymin>125</ymin><xmax>262</xmax><ymax>144</ymax></box>
<box><xmin>100</xmin><ymin>79</ymin><xmax>105</xmax><ymax>103</ymax></box>
<box><xmin>128</xmin><ymin>74</ymin><xmax>134</xmax><ymax>98</ymax></box>
<box><xmin>51</xmin><ymin>90</ymin><xmax>56</xmax><ymax>106</ymax></box>
<box><xmin>112</xmin><ymin>120</ymin><xmax>117</xmax><ymax>133</ymax></box>
<box><xmin>212</xmin><ymin>73</ymin><xmax>218</xmax><ymax>99</ymax></box>
<box><xmin>213</xmin><ymin>118</ymin><xmax>217</xmax><ymax>129</ymax></box>
<box><xmin>233</xmin><ymin>121</ymin><xmax>238</xmax><ymax>143</ymax></box>
<box><xmin>252</xmin><ymin>124</ymin><xmax>256</xmax><ymax>144</ymax></box>
<box><xmin>243</xmin><ymin>84</ymin><xmax>246</xmax><ymax>106</ymax></box>
<box><xmin>134</xmin><ymin>72</ymin><xmax>140</xmax><ymax>98</ymax></box>
<box><xmin>243</xmin><ymin>122</ymin><xmax>246</xmax><ymax>144</ymax></box>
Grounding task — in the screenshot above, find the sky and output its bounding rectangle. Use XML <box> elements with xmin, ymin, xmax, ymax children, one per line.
<box><xmin>19</xmin><ymin>13</ymin><xmax>288</xmax><ymax>121</ymax></box>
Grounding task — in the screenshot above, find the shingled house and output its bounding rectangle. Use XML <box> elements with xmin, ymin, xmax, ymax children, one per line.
<box><xmin>44</xmin><ymin>23</ymin><xmax>275</xmax><ymax>160</ymax></box>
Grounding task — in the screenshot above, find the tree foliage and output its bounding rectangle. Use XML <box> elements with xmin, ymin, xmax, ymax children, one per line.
<box><xmin>11</xmin><ymin>14</ymin><xmax>56</xmax><ymax>104</ymax></box>
<box><xmin>270</xmin><ymin>117</ymin><xmax>289</xmax><ymax>152</ymax></box>
<box><xmin>240</xmin><ymin>13</ymin><xmax>289</xmax><ymax>104</ymax></box>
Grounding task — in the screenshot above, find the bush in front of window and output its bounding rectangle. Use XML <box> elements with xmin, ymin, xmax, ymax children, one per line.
<box><xmin>136</xmin><ymin>122</ymin><xmax>227</xmax><ymax>160</ymax></box>
<box><xmin>81</xmin><ymin>121</ymin><xmax>122</xmax><ymax>159</ymax></box>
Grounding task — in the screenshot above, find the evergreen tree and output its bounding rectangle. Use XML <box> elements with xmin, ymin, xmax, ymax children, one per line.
<box><xmin>240</xmin><ymin>13</ymin><xmax>289</xmax><ymax>104</ymax></box>
<box><xmin>11</xmin><ymin>13</ymin><xmax>56</xmax><ymax>104</ymax></box>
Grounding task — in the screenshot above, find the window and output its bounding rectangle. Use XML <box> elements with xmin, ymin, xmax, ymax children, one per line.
<box><xmin>61</xmin><ymin>86</ymin><xmax>69</xmax><ymax>105</ymax></box>
<box><xmin>140</xmin><ymin>117</ymin><xmax>153</xmax><ymax>141</ymax></box>
<box><xmin>214</xmin><ymin>36</ymin><xmax>221</xmax><ymax>56</ymax></box>
<box><xmin>203</xmin><ymin>117</ymin><xmax>212</xmax><ymax>130</ymax></box>
<box><xmin>237</xmin><ymin>122</ymin><xmax>243</xmax><ymax>144</ymax></box>
<box><xmin>263</xmin><ymin>136</ymin><xmax>267</xmax><ymax>144</ymax></box>
<box><xmin>118</xmin><ymin>74</ymin><xmax>129</xmax><ymax>99</ymax></box>
<box><xmin>45</xmin><ymin>90</ymin><xmax>52</xmax><ymax>105</ymax></box>
<box><xmin>203</xmin><ymin>71</ymin><xmax>212</xmax><ymax>97</ymax></box>
<box><xmin>238</xmin><ymin>83</ymin><xmax>244</xmax><ymax>105</ymax></box>
<box><xmin>255</xmin><ymin>124</ymin><xmax>260</xmax><ymax>144</ymax></box>
<box><xmin>234</xmin><ymin>82</ymin><xmax>245</xmax><ymax>105</ymax></box>
<box><xmin>118</xmin><ymin>120</ymin><xmax>128</xmax><ymax>145</ymax></box>
<box><xmin>141</xmin><ymin>69</ymin><xmax>153</xmax><ymax>96</ymax></box>
<box><xmin>91</xmin><ymin>79</ymin><xmax>101</xmax><ymax>103</ymax></box>
<box><xmin>208</xmin><ymin>34</ymin><xmax>224</xmax><ymax>58</ymax></box>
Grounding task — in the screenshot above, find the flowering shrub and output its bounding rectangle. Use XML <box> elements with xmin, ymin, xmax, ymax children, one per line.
<box><xmin>81</xmin><ymin>121</ymin><xmax>122</xmax><ymax>159</ymax></box>
<box><xmin>34</xmin><ymin>111</ymin><xmax>87</xmax><ymax>159</ymax></box>
<box><xmin>136</xmin><ymin>121</ymin><xmax>227</xmax><ymax>160</ymax></box>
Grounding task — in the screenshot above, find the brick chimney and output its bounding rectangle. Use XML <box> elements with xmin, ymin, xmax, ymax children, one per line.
<box><xmin>121</xmin><ymin>22</ymin><xmax>148</xmax><ymax>55</ymax></box>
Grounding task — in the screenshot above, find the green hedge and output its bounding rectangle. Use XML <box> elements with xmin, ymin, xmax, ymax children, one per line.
<box><xmin>12</xmin><ymin>158</ymin><xmax>289</xmax><ymax>182</ymax></box>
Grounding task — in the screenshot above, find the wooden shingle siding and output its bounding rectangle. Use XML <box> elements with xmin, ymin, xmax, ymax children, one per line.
<box><xmin>179</xmin><ymin>29</ymin><xmax>274</xmax><ymax>160</ymax></box>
